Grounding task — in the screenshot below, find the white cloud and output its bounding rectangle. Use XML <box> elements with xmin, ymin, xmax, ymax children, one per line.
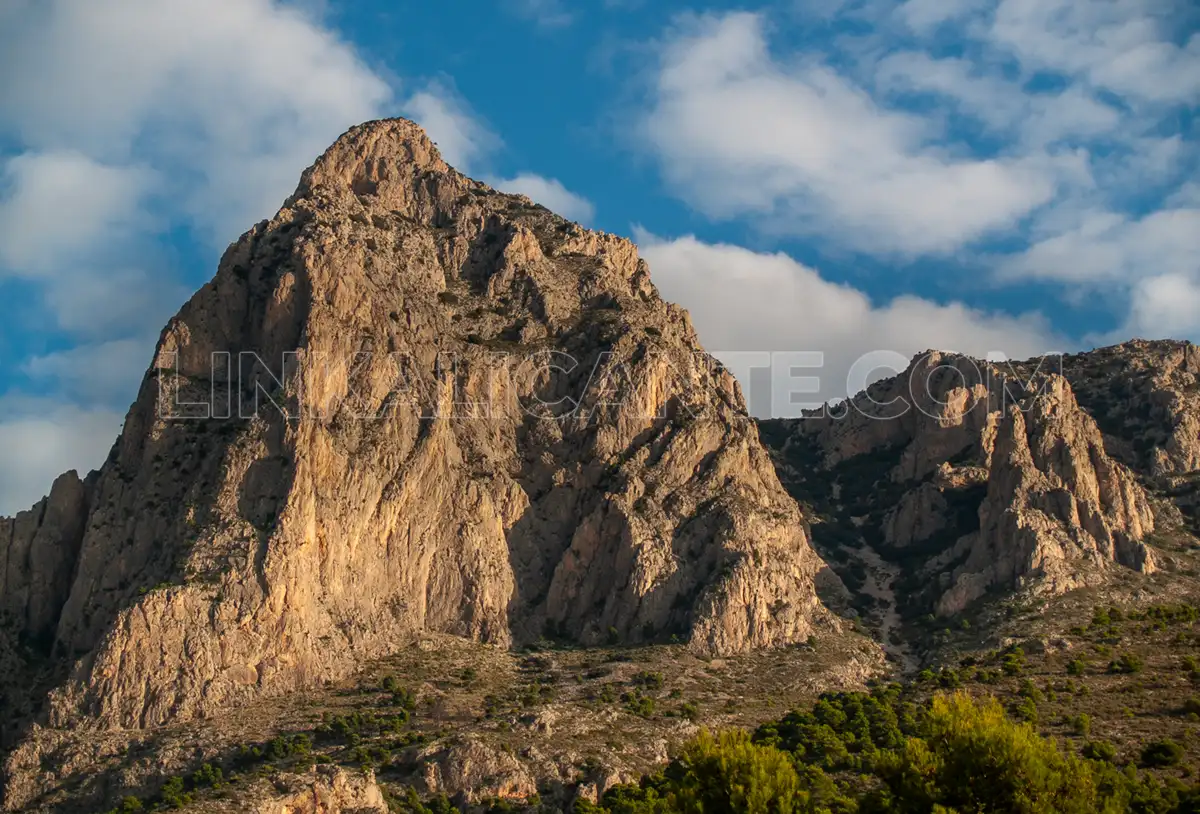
<box><xmin>1001</xmin><ymin>207</ymin><xmax>1200</xmax><ymax>284</ymax></box>
<box><xmin>0</xmin><ymin>0</ymin><xmax>395</xmax><ymax>511</ymax></box>
<box><xmin>989</xmin><ymin>0</ymin><xmax>1200</xmax><ymax>104</ymax></box>
<box><xmin>896</xmin><ymin>0</ymin><xmax>989</xmax><ymax>34</ymax></box>
<box><xmin>874</xmin><ymin>52</ymin><xmax>1123</xmax><ymax>150</ymax></box>
<box><xmin>633</xmin><ymin>3</ymin><xmax>1197</xmax><ymax>342</ymax></box>
<box><xmin>22</xmin><ymin>337</ymin><xmax>154</xmax><ymax>405</ymax></box>
<box><xmin>0</xmin><ymin>0</ymin><xmax>394</xmax><ymax>245</ymax></box>
<box><xmin>488</xmin><ymin>173</ymin><xmax>596</xmax><ymax>223</ymax></box>
<box><xmin>1167</xmin><ymin>182</ymin><xmax>1200</xmax><ymax>208</ymax></box>
<box><xmin>1121</xmin><ymin>274</ymin><xmax>1200</xmax><ymax>340</ymax></box>
<box><xmin>638</xmin><ymin>232</ymin><xmax>1063</xmax><ymax>411</ymax></box>
<box><xmin>42</xmin><ymin>267</ymin><xmax>189</xmax><ymax>338</ymax></box>
<box><xmin>0</xmin><ymin>398</ymin><xmax>122</xmax><ymax>515</ymax></box>
<box><xmin>640</xmin><ymin>12</ymin><xmax>1058</xmax><ymax>255</ymax></box>
<box><xmin>0</xmin><ymin>151</ymin><xmax>153</xmax><ymax>274</ymax></box>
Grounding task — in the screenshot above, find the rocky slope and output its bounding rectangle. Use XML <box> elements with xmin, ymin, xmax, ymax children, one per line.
<box><xmin>760</xmin><ymin>348</ymin><xmax>1176</xmax><ymax>636</ymax></box>
<box><xmin>0</xmin><ymin>118</ymin><xmax>844</xmax><ymax>811</ymax></box>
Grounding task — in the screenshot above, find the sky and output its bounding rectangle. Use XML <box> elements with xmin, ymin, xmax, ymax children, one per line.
<box><xmin>0</xmin><ymin>0</ymin><xmax>1197</xmax><ymax>513</ymax></box>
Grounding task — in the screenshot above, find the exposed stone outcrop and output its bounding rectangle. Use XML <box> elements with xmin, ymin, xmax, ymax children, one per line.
<box><xmin>176</xmin><ymin>767</ymin><xmax>388</xmax><ymax>813</ymax></box>
<box><xmin>0</xmin><ymin>118</ymin><xmax>831</xmax><ymax>749</ymax></box>
<box><xmin>244</xmin><ymin>768</ymin><xmax>388</xmax><ymax>814</ymax></box>
<box><xmin>935</xmin><ymin>376</ymin><xmax>1155</xmax><ymax>615</ymax></box>
<box><xmin>0</xmin><ymin>471</ymin><xmax>92</xmax><ymax>649</ymax></box>
<box><xmin>420</xmin><ymin>739</ymin><xmax>538</xmax><ymax>803</ymax></box>
<box><xmin>762</xmin><ymin>350</ymin><xmax>1157</xmax><ymax>619</ymax></box>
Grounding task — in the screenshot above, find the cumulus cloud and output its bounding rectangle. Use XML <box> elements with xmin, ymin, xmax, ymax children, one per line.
<box><xmin>22</xmin><ymin>337</ymin><xmax>154</xmax><ymax>406</ymax></box>
<box><xmin>42</xmin><ymin>266</ymin><xmax>191</xmax><ymax>338</ymax></box>
<box><xmin>639</xmin><ymin>12</ymin><xmax>1059</xmax><ymax>255</ymax></box>
<box><xmin>0</xmin><ymin>0</ymin><xmax>394</xmax><ymax>245</ymax></box>
<box><xmin>1000</xmin><ymin>208</ymin><xmax>1200</xmax><ymax>285</ymax></box>
<box><xmin>638</xmin><ymin>232</ymin><xmax>1064</xmax><ymax>414</ymax></box>
<box><xmin>1121</xmin><ymin>275</ymin><xmax>1200</xmax><ymax>340</ymax></box>
<box><xmin>507</xmin><ymin>0</ymin><xmax>575</xmax><ymax>29</ymax></box>
<box><xmin>873</xmin><ymin>52</ymin><xmax>1124</xmax><ymax>150</ymax></box>
<box><xmin>634</xmin><ymin>3</ymin><xmax>1198</xmax><ymax>341</ymax></box>
<box><xmin>989</xmin><ymin>0</ymin><xmax>1200</xmax><ymax>104</ymax></box>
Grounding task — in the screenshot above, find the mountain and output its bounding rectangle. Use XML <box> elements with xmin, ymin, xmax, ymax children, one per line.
<box><xmin>3</xmin><ymin>118</ymin><xmax>1200</xmax><ymax>813</ymax></box>
<box><xmin>0</xmin><ymin>119</ymin><xmax>858</xmax><ymax>812</ymax></box>
<box><xmin>759</xmin><ymin>342</ymin><xmax>1200</xmax><ymax>666</ymax></box>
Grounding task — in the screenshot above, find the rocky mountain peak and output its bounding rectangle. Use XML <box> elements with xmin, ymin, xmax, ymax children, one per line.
<box><xmin>310</xmin><ymin>118</ymin><xmax>451</xmax><ymax>180</ymax></box>
<box><xmin>0</xmin><ymin>118</ymin><xmax>836</xmax><ymax>759</ymax></box>
<box><xmin>762</xmin><ymin>348</ymin><xmax>1160</xmax><ymax>625</ymax></box>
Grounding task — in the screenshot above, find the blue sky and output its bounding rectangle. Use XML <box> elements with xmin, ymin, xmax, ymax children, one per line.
<box><xmin>0</xmin><ymin>0</ymin><xmax>1197</xmax><ymax>512</ymax></box>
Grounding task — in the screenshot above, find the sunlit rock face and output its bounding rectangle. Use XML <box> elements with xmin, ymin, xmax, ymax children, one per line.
<box><xmin>0</xmin><ymin>119</ymin><xmax>834</xmax><ymax>740</ymax></box>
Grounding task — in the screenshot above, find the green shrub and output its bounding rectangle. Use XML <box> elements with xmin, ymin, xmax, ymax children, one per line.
<box><xmin>870</xmin><ymin>693</ymin><xmax>1108</xmax><ymax>814</ymax></box>
<box><xmin>671</xmin><ymin>729</ymin><xmax>802</xmax><ymax>814</ymax></box>
<box><xmin>159</xmin><ymin>776</ymin><xmax>191</xmax><ymax>809</ymax></box>
<box><xmin>937</xmin><ymin>669</ymin><xmax>961</xmax><ymax>689</ymax></box>
<box><xmin>1081</xmin><ymin>740</ymin><xmax>1117</xmax><ymax>762</ymax></box>
<box><xmin>1019</xmin><ymin>679</ymin><xmax>1044</xmax><ymax>703</ymax></box>
<box><xmin>1013</xmin><ymin>696</ymin><xmax>1039</xmax><ymax>724</ymax></box>
<box><xmin>191</xmin><ymin>762</ymin><xmax>223</xmax><ymax>789</ymax></box>
<box><xmin>1141</xmin><ymin>739</ymin><xmax>1184</xmax><ymax>768</ymax></box>
<box><xmin>623</xmin><ymin>690</ymin><xmax>656</xmax><ymax>718</ymax></box>
<box><xmin>632</xmin><ymin>671</ymin><xmax>665</xmax><ymax>691</ymax></box>
<box><xmin>1107</xmin><ymin>653</ymin><xmax>1144</xmax><ymax>674</ymax></box>
<box><xmin>1001</xmin><ymin>649</ymin><xmax>1026</xmax><ymax>676</ymax></box>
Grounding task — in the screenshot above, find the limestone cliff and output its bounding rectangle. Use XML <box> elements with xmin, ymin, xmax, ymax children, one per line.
<box><xmin>0</xmin><ymin>119</ymin><xmax>831</xmax><ymax>745</ymax></box>
<box><xmin>762</xmin><ymin>350</ymin><xmax>1158</xmax><ymax>620</ymax></box>
<box><xmin>0</xmin><ymin>472</ymin><xmax>92</xmax><ymax>650</ymax></box>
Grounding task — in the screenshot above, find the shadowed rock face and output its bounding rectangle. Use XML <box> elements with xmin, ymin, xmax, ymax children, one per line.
<box><xmin>0</xmin><ymin>472</ymin><xmax>93</xmax><ymax>651</ymax></box>
<box><xmin>762</xmin><ymin>350</ymin><xmax>1159</xmax><ymax>619</ymax></box>
<box><xmin>0</xmin><ymin>119</ymin><xmax>832</xmax><ymax>738</ymax></box>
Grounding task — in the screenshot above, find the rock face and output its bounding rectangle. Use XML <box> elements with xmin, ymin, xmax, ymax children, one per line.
<box><xmin>249</xmin><ymin>768</ymin><xmax>388</xmax><ymax>814</ymax></box>
<box><xmin>761</xmin><ymin>350</ymin><xmax>1158</xmax><ymax>619</ymax></box>
<box><xmin>183</xmin><ymin>767</ymin><xmax>388</xmax><ymax>813</ymax></box>
<box><xmin>1062</xmin><ymin>339</ymin><xmax>1200</xmax><ymax>477</ymax></box>
<box><xmin>0</xmin><ymin>472</ymin><xmax>92</xmax><ymax>649</ymax></box>
<box><xmin>420</xmin><ymin>739</ymin><xmax>538</xmax><ymax>803</ymax></box>
<box><xmin>0</xmin><ymin>119</ymin><xmax>830</xmax><ymax>742</ymax></box>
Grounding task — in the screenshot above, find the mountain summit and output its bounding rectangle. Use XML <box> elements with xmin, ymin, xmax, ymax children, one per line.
<box><xmin>0</xmin><ymin>119</ymin><xmax>833</xmax><ymax>747</ymax></box>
